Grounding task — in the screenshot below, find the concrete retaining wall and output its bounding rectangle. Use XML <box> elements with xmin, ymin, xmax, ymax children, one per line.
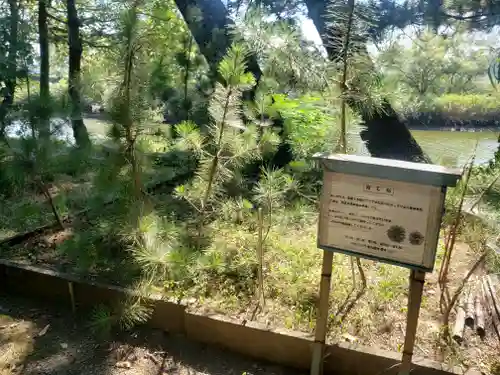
<box><xmin>0</xmin><ymin>259</ymin><xmax>459</xmax><ymax>375</ymax></box>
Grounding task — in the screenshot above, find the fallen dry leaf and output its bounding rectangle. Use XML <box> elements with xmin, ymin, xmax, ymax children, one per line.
<box><xmin>144</xmin><ymin>352</ymin><xmax>159</xmax><ymax>365</ymax></box>
<box><xmin>38</xmin><ymin>324</ymin><xmax>50</xmax><ymax>337</ymax></box>
<box><xmin>341</xmin><ymin>333</ymin><xmax>358</xmax><ymax>343</ymax></box>
<box><xmin>115</xmin><ymin>361</ymin><xmax>132</xmax><ymax>369</ymax></box>
<box><xmin>0</xmin><ymin>323</ymin><xmax>19</xmax><ymax>330</ymax></box>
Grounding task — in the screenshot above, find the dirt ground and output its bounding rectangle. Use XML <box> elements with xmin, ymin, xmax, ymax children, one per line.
<box><xmin>0</xmin><ymin>294</ymin><xmax>304</xmax><ymax>375</ymax></box>
<box><xmin>2</xmin><ymin>222</ymin><xmax>500</xmax><ymax>374</ymax></box>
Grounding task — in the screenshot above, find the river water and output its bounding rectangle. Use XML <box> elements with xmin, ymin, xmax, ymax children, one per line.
<box><xmin>6</xmin><ymin>119</ymin><xmax>499</xmax><ymax>168</ymax></box>
<box><xmin>412</xmin><ymin>130</ymin><xmax>499</xmax><ymax>168</ymax></box>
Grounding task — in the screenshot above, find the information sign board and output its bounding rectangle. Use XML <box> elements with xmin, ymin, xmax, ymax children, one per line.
<box><xmin>318</xmin><ymin>172</ymin><xmax>444</xmax><ymax>270</ymax></box>
<box><xmin>311</xmin><ymin>153</ymin><xmax>461</xmax><ymax>375</ymax></box>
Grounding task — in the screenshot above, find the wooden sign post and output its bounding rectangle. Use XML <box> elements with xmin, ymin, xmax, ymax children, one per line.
<box><xmin>311</xmin><ymin>154</ymin><xmax>461</xmax><ymax>375</ymax></box>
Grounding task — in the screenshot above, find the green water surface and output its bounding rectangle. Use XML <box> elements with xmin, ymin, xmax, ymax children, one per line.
<box><xmin>411</xmin><ymin>130</ymin><xmax>498</xmax><ymax>168</ymax></box>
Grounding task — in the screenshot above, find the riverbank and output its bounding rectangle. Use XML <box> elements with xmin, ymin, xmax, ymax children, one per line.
<box><xmin>409</xmin><ymin>126</ymin><xmax>500</xmax><ymax>132</ymax></box>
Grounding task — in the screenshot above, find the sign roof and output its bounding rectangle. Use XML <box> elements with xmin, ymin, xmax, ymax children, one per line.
<box><xmin>314</xmin><ymin>153</ymin><xmax>462</xmax><ymax>187</ymax></box>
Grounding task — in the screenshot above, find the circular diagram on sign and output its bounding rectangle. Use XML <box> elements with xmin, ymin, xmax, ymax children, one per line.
<box><xmin>387</xmin><ymin>225</ymin><xmax>406</xmax><ymax>243</ymax></box>
<box><xmin>409</xmin><ymin>231</ymin><xmax>424</xmax><ymax>245</ymax></box>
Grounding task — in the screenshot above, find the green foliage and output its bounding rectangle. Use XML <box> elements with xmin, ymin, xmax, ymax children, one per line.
<box><xmin>89</xmin><ymin>304</ymin><xmax>115</xmax><ymax>337</ymax></box>
<box><xmin>253</xmin><ymin>168</ymin><xmax>297</xmax><ymax>211</ymax></box>
<box><xmin>119</xmin><ymin>295</ymin><xmax>153</xmax><ymax>331</ymax></box>
<box><xmin>433</xmin><ymin>93</ymin><xmax>500</xmax><ymax>116</ymax></box>
<box><xmin>89</xmin><ymin>295</ymin><xmax>152</xmax><ymax>338</ymax></box>
<box><xmin>0</xmin><ymin>89</ymin><xmax>87</xmax><ymax>228</ymax></box>
<box><xmin>272</xmin><ymin>94</ymin><xmax>363</xmax><ymax>158</ymax></box>
<box><xmin>3</xmin><ymin>0</ymin><xmax>500</xmax><ymax>368</ymax></box>
<box><xmin>81</xmin><ymin>51</ymin><xmax>114</xmax><ymax>105</ymax></box>
<box><xmin>377</xmin><ymin>29</ymin><xmax>491</xmax><ymax>113</ymax></box>
<box><xmin>270</xmin><ymin>94</ymin><xmax>365</xmax><ymax>195</ymax></box>
<box><xmin>488</xmin><ymin>55</ymin><xmax>500</xmax><ymax>91</ymax></box>
<box><xmin>175</xmin><ymin>44</ymin><xmax>279</xmax><ymax>215</ymax></box>
<box><xmin>0</xmin><ymin>143</ymin><xmax>26</xmax><ymax>196</ymax></box>
<box><xmin>231</xmin><ymin>7</ymin><xmax>328</xmax><ymax>93</ymax></box>
<box><xmin>131</xmin><ymin>213</ymin><xmax>182</xmax><ymax>279</ymax></box>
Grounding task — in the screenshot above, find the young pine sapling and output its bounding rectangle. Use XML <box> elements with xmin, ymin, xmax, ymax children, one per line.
<box><xmin>1</xmin><ymin>85</ymin><xmax>65</xmax><ymax>230</ymax></box>
<box><xmin>326</xmin><ymin>0</ymin><xmax>373</xmax><ymax>294</ymax></box>
<box><xmin>107</xmin><ymin>1</ymin><xmax>156</xmax><ymax>231</ymax></box>
<box><xmin>174</xmin><ymin>44</ymin><xmax>280</xmax><ymax>244</ymax></box>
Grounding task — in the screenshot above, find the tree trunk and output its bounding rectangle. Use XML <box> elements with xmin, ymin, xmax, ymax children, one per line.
<box><xmin>67</xmin><ymin>0</ymin><xmax>90</xmax><ymax>148</ymax></box>
<box><xmin>173</xmin><ymin>0</ymin><xmax>293</xmax><ymax>170</ymax></box>
<box><xmin>0</xmin><ymin>0</ymin><xmax>19</xmax><ymax>138</ymax></box>
<box><xmin>173</xmin><ymin>0</ymin><xmax>261</xmax><ymax>87</ymax></box>
<box><xmin>174</xmin><ymin>0</ymin><xmax>428</xmax><ymax>163</ymax></box>
<box><xmin>38</xmin><ymin>0</ymin><xmax>51</xmax><ymax>140</ymax></box>
<box><xmin>304</xmin><ymin>0</ymin><xmax>430</xmax><ymax>162</ymax></box>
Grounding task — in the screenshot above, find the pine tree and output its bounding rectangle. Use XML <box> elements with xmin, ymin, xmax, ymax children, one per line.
<box><xmin>326</xmin><ymin>0</ymin><xmax>370</xmax><ymax>292</ymax></box>
<box><xmin>97</xmin><ymin>0</ymin><xmax>166</xmax><ymax>256</ymax></box>
<box><xmin>174</xmin><ymin>44</ymin><xmax>280</xmax><ymax>244</ymax></box>
<box><xmin>0</xmin><ymin>0</ymin><xmax>19</xmax><ymax>138</ymax></box>
<box><xmin>38</xmin><ymin>0</ymin><xmax>50</xmax><ymax>141</ymax></box>
<box><xmin>230</xmin><ymin>8</ymin><xmax>328</xmax><ymax>93</ymax></box>
<box><xmin>107</xmin><ymin>0</ymin><xmax>151</xmax><ymax>210</ymax></box>
<box><xmin>66</xmin><ymin>0</ymin><xmax>90</xmax><ymax>148</ymax></box>
<box><xmin>1</xmin><ymin>89</ymin><xmax>65</xmax><ymax>229</ymax></box>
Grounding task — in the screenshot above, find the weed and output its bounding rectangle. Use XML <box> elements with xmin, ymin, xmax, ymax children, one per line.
<box><xmin>89</xmin><ymin>293</ymin><xmax>152</xmax><ymax>338</ymax></box>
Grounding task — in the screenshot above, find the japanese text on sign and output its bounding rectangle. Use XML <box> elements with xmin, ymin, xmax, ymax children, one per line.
<box><xmin>318</xmin><ymin>172</ymin><xmax>442</xmax><ymax>268</ymax></box>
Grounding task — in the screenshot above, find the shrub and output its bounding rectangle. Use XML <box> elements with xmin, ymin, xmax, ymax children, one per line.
<box><xmin>433</xmin><ymin>94</ymin><xmax>500</xmax><ymax>118</ymax></box>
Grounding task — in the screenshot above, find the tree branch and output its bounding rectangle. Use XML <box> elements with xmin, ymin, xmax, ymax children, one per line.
<box><xmin>47</xmin><ymin>11</ymin><xmax>67</xmax><ymax>24</ymax></box>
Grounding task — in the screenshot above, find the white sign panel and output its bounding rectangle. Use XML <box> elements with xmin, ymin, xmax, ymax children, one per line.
<box><xmin>318</xmin><ymin>172</ymin><xmax>445</xmax><ymax>270</ymax></box>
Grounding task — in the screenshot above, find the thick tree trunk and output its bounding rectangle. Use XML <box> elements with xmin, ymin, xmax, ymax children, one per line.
<box><xmin>174</xmin><ymin>0</ymin><xmax>428</xmax><ymax>163</ymax></box>
<box><xmin>173</xmin><ymin>0</ymin><xmax>293</xmax><ymax>170</ymax></box>
<box><xmin>38</xmin><ymin>0</ymin><xmax>51</xmax><ymax>139</ymax></box>
<box><xmin>173</xmin><ymin>0</ymin><xmax>261</xmax><ymax>86</ymax></box>
<box><xmin>304</xmin><ymin>0</ymin><xmax>430</xmax><ymax>162</ymax></box>
<box><xmin>0</xmin><ymin>0</ymin><xmax>19</xmax><ymax>137</ymax></box>
<box><xmin>67</xmin><ymin>0</ymin><xmax>90</xmax><ymax>148</ymax></box>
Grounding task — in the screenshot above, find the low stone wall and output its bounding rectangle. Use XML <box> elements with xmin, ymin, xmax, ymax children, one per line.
<box><xmin>0</xmin><ymin>259</ymin><xmax>459</xmax><ymax>375</ymax></box>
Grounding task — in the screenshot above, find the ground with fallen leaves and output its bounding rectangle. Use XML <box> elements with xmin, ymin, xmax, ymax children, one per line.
<box><xmin>0</xmin><ymin>294</ymin><xmax>304</xmax><ymax>375</ymax></box>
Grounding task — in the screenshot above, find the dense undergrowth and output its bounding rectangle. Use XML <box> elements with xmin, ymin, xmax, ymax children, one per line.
<box><xmin>1</xmin><ymin>39</ymin><xmax>500</xmax><ymax>317</ymax></box>
<box><xmin>1</xmin><ymin>3</ymin><xmax>500</xmax><ymax>373</ymax></box>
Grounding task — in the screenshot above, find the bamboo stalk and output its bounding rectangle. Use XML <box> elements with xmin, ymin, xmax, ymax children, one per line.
<box><xmin>482</xmin><ymin>278</ymin><xmax>500</xmax><ymax>341</ymax></box>
<box><xmin>486</xmin><ymin>275</ymin><xmax>500</xmax><ymax>318</ymax></box>
<box><xmin>68</xmin><ymin>281</ymin><xmax>76</xmax><ymax>314</ymax></box>
<box><xmin>257</xmin><ymin>207</ymin><xmax>265</xmax><ymax>308</ymax></box>
<box><xmin>465</xmin><ymin>278</ymin><xmax>476</xmax><ymax>328</ymax></box>
<box><xmin>486</xmin><ymin>275</ymin><xmax>500</xmax><ymax>341</ymax></box>
<box><xmin>443</xmin><ymin>253</ymin><xmax>486</xmax><ymax>328</ymax></box>
<box><xmin>475</xmin><ymin>292</ymin><xmax>485</xmax><ymax>338</ymax></box>
<box><xmin>310</xmin><ymin>250</ymin><xmax>334</xmax><ymax>375</ymax></box>
<box><xmin>398</xmin><ymin>270</ymin><xmax>426</xmax><ymax>375</ymax></box>
<box><xmin>439</xmin><ymin>159</ymin><xmax>474</xmax><ymax>287</ymax></box>
<box><xmin>452</xmin><ymin>294</ymin><xmax>466</xmax><ymax>343</ymax></box>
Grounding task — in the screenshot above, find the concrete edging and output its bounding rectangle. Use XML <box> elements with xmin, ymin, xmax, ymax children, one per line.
<box><xmin>0</xmin><ymin>259</ymin><xmax>460</xmax><ymax>375</ymax></box>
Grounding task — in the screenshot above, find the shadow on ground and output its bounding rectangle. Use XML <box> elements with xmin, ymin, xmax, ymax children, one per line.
<box><xmin>0</xmin><ymin>293</ymin><xmax>304</xmax><ymax>375</ymax></box>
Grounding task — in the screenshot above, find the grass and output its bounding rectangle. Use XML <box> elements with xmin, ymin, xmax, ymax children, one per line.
<box><xmin>0</xmin><ymin>177</ymin><xmax>93</xmax><ymax>241</ymax></box>
<box><xmin>84</xmin><ymin>118</ymin><xmax>111</xmax><ymax>138</ymax></box>
<box><xmin>1</xmin><ymin>181</ymin><xmax>499</xmax><ymax>372</ymax></box>
<box><xmin>1</xmin><ymin>121</ymin><xmax>499</xmax><ymax>372</ymax></box>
